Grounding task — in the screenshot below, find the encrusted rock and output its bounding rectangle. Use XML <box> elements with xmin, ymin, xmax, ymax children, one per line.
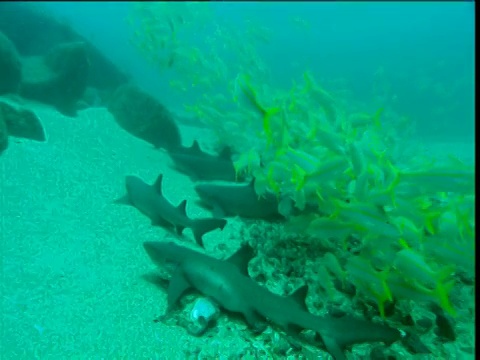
<box><xmin>107</xmin><ymin>84</ymin><xmax>182</xmax><ymax>151</ymax></box>
<box><xmin>19</xmin><ymin>42</ymin><xmax>90</xmax><ymax>117</ymax></box>
<box><xmin>0</xmin><ymin>96</ymin><xmax>46</xmax><ymax>149</ymax></box>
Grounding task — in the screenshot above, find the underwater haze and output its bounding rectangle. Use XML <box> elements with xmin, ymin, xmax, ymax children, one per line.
<box><xmin>41</xmin><ymin>1</ymin><xmax>475</xmax><ymax>142</ymax></box>
<box><xmin>1</xmin><ymin>2</ymin><xmax>475</xmax><ymax>360</ymax></box>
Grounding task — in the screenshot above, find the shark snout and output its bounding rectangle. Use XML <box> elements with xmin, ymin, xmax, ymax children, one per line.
<box><xmin>125</xmin><ymin>175</ymin><xmax>149</xmax><ymax>195</ymax></box>
<box><xmin>143</xmin><ymin>241</ymin><xmax>167</xmax><ymax>265</ymax></box>
<box><xmin>125</xmin><ymin>175</ymin><xmax>140</xmax><ymax>188</ymax></box>
<box><xmin>143</xmin><ymin>241</ymin><xmax>157</xmax><ymax>257</ymax></box>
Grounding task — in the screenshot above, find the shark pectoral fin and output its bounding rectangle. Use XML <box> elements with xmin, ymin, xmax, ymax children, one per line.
<box><xmin>167</xmin><ymin>267</ymin><xmax>191</xmax><ymax>311</ymax></box>
<box><xmin>113</xmin><ymin>194</ymin><xmax>131</xmax><ymax>205</ymax></box>
<box><xmin>321</xmin><ymin>335</ymin><xmax>346</xmax><ymax>360</ymax></box>
<box><xmin>226</xmin><ymin>244</ymin><xmax>255</xmax><ymax>276</ymax></box>
<box><xmin>285</xmin><ymin>323</ymin><xmax>303</xmax><ymax>336</ymax></box>
<box><xmin>243</xmin><ymin>309</ymin><xmax>265</xmax><ymax>332</ymax></box>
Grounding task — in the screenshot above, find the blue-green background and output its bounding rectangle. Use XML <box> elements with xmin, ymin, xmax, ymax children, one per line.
<box><xmin>40</xmin><ymin>2</ymin><xmax>475</xmax><ymax>142</ymax></box>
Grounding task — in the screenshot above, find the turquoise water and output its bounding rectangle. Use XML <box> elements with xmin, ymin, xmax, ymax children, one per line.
<box><xmin>1</xmin><ymin>2</ymin><xmax>475</xmax><ymax>359</ymax></box>
<box><xmin>40</xmin><ymin>1</ymin><xmax>474</xmax><ymax>142</ymax></box>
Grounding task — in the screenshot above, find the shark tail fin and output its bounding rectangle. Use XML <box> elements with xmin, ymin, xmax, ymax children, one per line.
<box><xmin>317</xmin><ymin>316</ymin><xmax>402</xmax><ymax>358</ymax></box>
<box><xmin>192</xmin><ymin>218</ymin><xmax>227</xmax><ymax>247</ymax></box>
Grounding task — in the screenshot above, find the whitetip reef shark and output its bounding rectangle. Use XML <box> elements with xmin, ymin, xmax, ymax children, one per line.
<box><xmin>115</xmin><ymin>175</ymin><xmax>227</xmax><ymax>247</ymax></box>
<box><xmin>168</xmin><ymin>140</ymin><xmax>238</xmax><ymax>182</ymax></box>
<box><xmin>143</xmin><ymin>241</ymin><xmax>402</xmax><ymax>360</ymax></box>
<box><xmin>194</xmin><ymin>179</ymin><xmax>283</xmax><ymax>220</ymax></box>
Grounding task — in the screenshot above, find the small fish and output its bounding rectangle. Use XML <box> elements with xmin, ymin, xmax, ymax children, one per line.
<box><xmin>346</xmin><ymin>256</ymin><xmax>393</xmax><ymax>318</ymax></box>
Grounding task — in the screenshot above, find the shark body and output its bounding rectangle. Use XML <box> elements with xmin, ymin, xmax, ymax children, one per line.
<box><xmin>143</xmin><ymin>241</ymin><xmax>402</xmax><ymax>360</ymax></box>
<box><xmin>115</xmin><ymin>175</ymin><xmax>226</xmax><ymax>247</ymax></box>
<box><xmin>168</xmin><ymin>141</ymin><xmax>237</xmax><ymax>182</ymax></box>
<box><xmin>194</xmin><ymin>179</ymin><xmax>282</xmax><ymax>220</ymax></box>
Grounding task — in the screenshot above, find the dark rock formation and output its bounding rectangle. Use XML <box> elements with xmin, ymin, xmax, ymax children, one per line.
<box><xmin>0</xmin><ymin>111</ymin><xmax>7</xmax><ymax>153</ymax></box>
<box><xmin>0</xmin><ymin>96</ymin><xmax>46</xmax><ymax>153</ymax></box>
<box><xmin>108</xmin><ymin>84</ymin><xmax>182</xmax><ymax>151</ymax></box>
<box><xmin>0</xmin><ymin>31</ymin><xmax>21</xmax><ymax>95</ymax></box>
<box><xmin>0</xmin><ymin>2</ymin><xmax>128</xmax><ymax>92</ymax></box>
<box><xmin>20</xmin><ymin>42</ymin><xmax>90</xmax><ymax>116</ymax></box>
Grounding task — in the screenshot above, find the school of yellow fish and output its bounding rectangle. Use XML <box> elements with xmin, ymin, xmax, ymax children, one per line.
<box><xmin>129</xmin><ymin>2</ymin><xmax>474</xmax><ymax>321</ymax></box>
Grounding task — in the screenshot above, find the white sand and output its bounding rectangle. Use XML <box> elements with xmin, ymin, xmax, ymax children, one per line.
<box><xmin>1</xmin><ymin>103</ymin><xmax>246</xmax><ymax>359</ymax></box>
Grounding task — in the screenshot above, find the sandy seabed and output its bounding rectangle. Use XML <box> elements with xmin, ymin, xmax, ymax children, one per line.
<box><xmin>1</xmin><ymin>103</ymin><xmax>248</xmax><ymax>359</ymax></box>
<box><xmin>1</xmin><ymin>102</ymin><xmax>474</xmax><ymax>359</ymax></box>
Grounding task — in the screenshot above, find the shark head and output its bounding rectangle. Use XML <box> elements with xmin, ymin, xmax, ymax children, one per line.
<box><xmin>125</xmin><ymin>175</ymin><xmax>148</xmax><ymax>195</ymax></box>
<box><xmin>143</xmin><ymin>241</ymin><xmax>171</xmax><ymax>265</ymax></box>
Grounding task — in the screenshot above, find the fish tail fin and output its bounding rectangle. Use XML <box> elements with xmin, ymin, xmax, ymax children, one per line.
<box><xmin>373</xmin><ymin>107</ymin><xmax>384</xmax><ymax>129</ymax></box>
<box><xmin>263</xmin><ymin>106</ymin><xmax>282</xmax><ymax>145</ymax></box>
<box><xmin>192</xmin><ymin>218</ymin><xmax>227</xmax><ymax>247</ymax></box>
<box><xmin>434</xmin><ymin>275</ymin><xmax>457</xmax><ymax>317</ymax></box>
<box><xmin>291</xmin><ymin>164</ymin><xmax>306</xmax><ymax>191</ymax></box>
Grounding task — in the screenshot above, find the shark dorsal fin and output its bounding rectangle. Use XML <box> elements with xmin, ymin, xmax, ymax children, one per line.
<box><xmin>226</xmin><ymin>244</ymin><xmax>255</xmax><ymax>276</ymax></box>
<box><xmin>177</xmin><ymin>199</ymin><xmax>187</xmax><ymax>216</ymax></box>
<box><xmin>190</xmin><ymin>140</ymin><xmax>202</xmax><ymax>154</ymax></box>
<box><xmin>289</xmin><ymin>285</ymin><xmax>309</xmax><ymax>311</ymax></box>
<box><xmin>219</xmin><ymin>146</ymin><xmax>232</xmax><ymax>159</ymax></box>
<box><xmin>153</xmin><ymin>174</ymin><xmax>164</xmax><ymax>196</ymax></box>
